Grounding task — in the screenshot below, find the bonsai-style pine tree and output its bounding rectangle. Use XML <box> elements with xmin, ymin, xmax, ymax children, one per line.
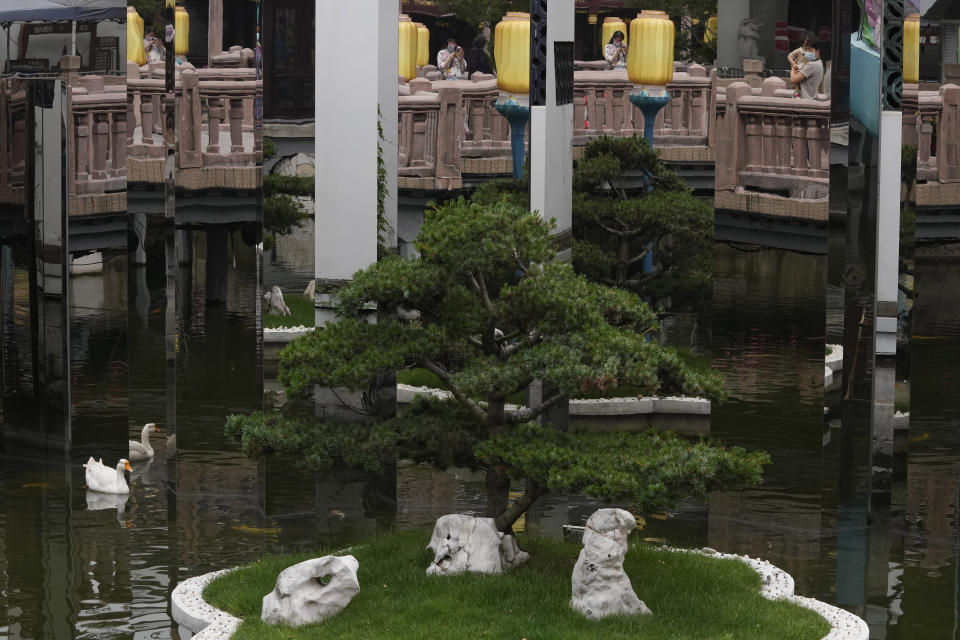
<box><xmin>473</xmin><ymin>135</ymin><xmax>713</xmax><ymax>313</ymax></box>
<box><xmin>227</xmin><ymin>198</ymin><xmax>767</xmax><ymax>535</ymax></box>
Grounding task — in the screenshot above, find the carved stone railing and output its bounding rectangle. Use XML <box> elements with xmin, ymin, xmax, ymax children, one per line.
<box><xmin>397</xmin><ymin>64</ymin><xmax>716</xmax><ymax>189</ymax></box>
<box><xmin>71</xmin><ymin>76</ymin><xmax>126</xmax><ymax>197</ymax></box>
<box><xmin>127</xmin><ymin>59</ymin><xmax>261</xmax><ymax>188</ymax></box>
<box><xmin>714</xmin><ymin>77</ymin><xmax>829</xmax><ymax>219</ymax></box>
<box><xmin>914</xmin><ymin>83</ymin><xmax>960</xmax><ymax>207</ymax></box>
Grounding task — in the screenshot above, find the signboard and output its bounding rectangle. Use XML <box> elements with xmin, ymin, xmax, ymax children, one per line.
<box><xmin>5</xmin><ymin>59</ymin><xmax>49</xmax><ymax>74</ymax></box>
<box><xmin>94</xmin><ymin>36</ymin><xmax>118</xmax><ymax>71</ymax></box>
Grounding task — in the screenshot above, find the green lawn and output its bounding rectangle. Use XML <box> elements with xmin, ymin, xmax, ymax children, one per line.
<box><xmin>264</xmin><ymin>293</ymin><xmax>314</xmax><ymax>329</ymax></box>
<box><xmin>205</xmin><ymin>530</ymin><xmax>830</xmax><ymax>640</ymax></box>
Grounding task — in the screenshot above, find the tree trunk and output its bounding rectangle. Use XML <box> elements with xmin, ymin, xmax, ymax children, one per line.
<box><xmin>484</xmin><ymin>464</ymin><xmax>511</xmax><ymax>526</ymax></box>
<box><xmin>494</xmin><ymin>482</ymin><xmax>548</xmax><ymax>532</ymax></box>
<box><xmin>616</xmin><ymin>233</ymin><xmax>630</xmax><ymax>285</ymax></box>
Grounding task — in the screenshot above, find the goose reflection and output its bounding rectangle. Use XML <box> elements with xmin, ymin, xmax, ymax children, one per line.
<box><xmin>85</xmin><ymin>490</ymin><xmax>129</xmax><ymax>524</ymax></box>
<box><xmin>129</xmin><ymin>456</ymin><xmax>154</xmax><ymax>485</ymax></box>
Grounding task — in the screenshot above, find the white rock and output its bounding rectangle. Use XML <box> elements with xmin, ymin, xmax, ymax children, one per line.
<box><xmin>425</xmin><ymin>514</ymin><xmax>528</xmax><ymax>576</ymax></box>
<box><xmin>571</xmin><ymin>508</ymin><xmax>651</xmax><ymax>620</ymax></box>
<box><xmin>272</xmin><ymin>152</ymin><xmax>315</xmax><ymax>177</ymax></box>
<box><xmin>303</xmin><ymin>279</ymin><xmax>316</xmax><ymax>300</ymax></box>
<box><xmin>264</xmin><ymin>285</ymin><xmax>291</xmax><ymax>316</ymax></box>
<box><xmin>261</xmin><ymin>555</ymin><xmax>360</xmax><ymax>627</ymax></box>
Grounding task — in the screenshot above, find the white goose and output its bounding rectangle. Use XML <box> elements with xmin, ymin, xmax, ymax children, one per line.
<box><xmin>128</xmin><ymin>423</ymin><xmax>159</xmax><ymax>462</ymax></box>
<box><xmin>83</xmin><ymin>457</ymin><xmax>132</xmax><ymax>494</ymax></box>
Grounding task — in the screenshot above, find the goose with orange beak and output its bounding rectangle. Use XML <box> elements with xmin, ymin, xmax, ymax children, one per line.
<box><xmin>83</xmin><ymin>457</ymin><xmax>133</xmax><ymax>494</ymax></box>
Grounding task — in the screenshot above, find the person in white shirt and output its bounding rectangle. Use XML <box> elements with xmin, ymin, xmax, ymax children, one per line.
<box><xmin>437</xmin><ymin>38</ymin><xmax>467</xmax><ymax>80</ymax></box>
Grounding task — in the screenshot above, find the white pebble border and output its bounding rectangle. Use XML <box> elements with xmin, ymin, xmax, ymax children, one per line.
<box><xmin>170</xmin><ymin>568</ymin><xmax>240</xmax><ymax>640</ymax></box>
<box><xmin>264</xmin><ymin>325</ymin><xmax>314</xmax><ymax>343</ymax></box>
<box><xmin>825</xmin><ymin>344</ymin><xmax>844</xmax><ymax>372</ymax></box>
<box><xmin>683</xmin><ymin>547</ymin><xmax>868</xmax><ymax>639</ymax></box>
<box><xmin>172</xmin><ymin>546</ymin><xmax>867</xmax><ymax>640</ymax></box>
<box><xmin>397</xmin><ymin>383</ymin><xmax>711</xmax><ymax>417</ymax></box>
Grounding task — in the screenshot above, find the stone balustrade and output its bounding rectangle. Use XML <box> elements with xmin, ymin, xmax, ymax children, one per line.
<box><xmin>70</xmin><ymin>75</ymin><xmax>127</xmax><ymax>214</ymax></box>
<box><xmin>397</xmin><ymin>64</ymin><xmax>716</xmax><ymax>189</ymax></box>
<box><xmin>914</xmin><ymin>83</ymin><xmax>960</xmax><ymax>207</ymax></box>
<box><xmin>714</xmin><ymin>77</ymin><xmax>829</xmax><ymax>220</ymax></box>
<box><xmin>127</xmin><ymin>59</ymin><xmax>261</xmax><ymax>190</ymax></box>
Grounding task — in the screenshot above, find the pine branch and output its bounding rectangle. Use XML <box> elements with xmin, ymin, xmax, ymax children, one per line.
<box><xmin>508</xmin><ymin>391</ymin><xmax>567</xmax><ymax>424</ymax></box>
<box><xmin>421</xmin><ymin>358</ymin><xmax>488</xmax><ymax>422</ymax></box>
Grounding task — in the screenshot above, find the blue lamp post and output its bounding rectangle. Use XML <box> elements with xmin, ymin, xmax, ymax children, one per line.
<box><xmin>493</xmin><ymin>12</ymin><xmax>530</xmax><ymax>179</ymax></box>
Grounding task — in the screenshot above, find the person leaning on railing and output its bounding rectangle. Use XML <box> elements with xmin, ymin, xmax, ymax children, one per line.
<box><xmin>604</xmin><ymin>30</ymin><xmax>628</xmax><ymax>70</ymax></box>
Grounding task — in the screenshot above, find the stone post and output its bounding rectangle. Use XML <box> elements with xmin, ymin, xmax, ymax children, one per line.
<box><xmin>208</xmin><ymin>0</ymin><xmax>223</xmax><ymax>64</ymax></box>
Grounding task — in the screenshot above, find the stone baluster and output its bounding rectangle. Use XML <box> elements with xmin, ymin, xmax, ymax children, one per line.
<box><xmin>938</xmin><ymin>84</ymin><xmax>960</xmax><ymax>182</ymax></box>
<box><xmin>207</xmin><ymin>97</ymin><xmax>223</xmax><ymax>154</ymax></box>
<box><xmin>436</xmin><ymin>86</ymin><xmax>461</xmax><ymax>183</ymax></box>
<box><xmin>112</xmin><ymin>111</ymin><xmax>126</xmax><ymax>177</ymax></box>
<box><xmin>92</xmin><ymin>112</ymin><xmax>109</xmax><ymax>180</ymax></box>
<box><xmin>743</xmin><ymin>115</ymin><xmax>762</xmax><ymax>173</ymax></box>
<box><xmin>398</xmin><ymin>110</ymin><xmax>411</xmax><ymax>167</ymax></box>
<box><xmin>140</xmin><ymin>96</ymin><xmax>154</xmax><ymax>145</ymax></box>
<box><xmin>715</xmin><ymin>82</ymin><xmax>751</xmax><ymax>191</ymax></box>
<box><xmin>229</xmin><ymin>97</ymin><xmax>244</xmax><ymax>153</ymax></box>
<box><xmin>126</xmin><ymin>89</ymin><xmax>135</xmax><ymax>149</ymax></box>
<box><xmin>178</xmin><ymin>69</ymin><xmax>202</xmax><ymax>168</ymax></box>
<box><xmin>776</xmin><ymin>116</ymin><xmax>791</xmax><ymax>173</ymax></box>
<box><xmin>792</xmin><ymin>121</ymin><xmax>805</xmax><ymax>175</ymax></box>
<box><xmin>806</xmin><ymin>117</ymin><xmax>824</xmax><ymax>176</ymax></box>
<box><xmin>75</xmin><ymin>112</ymin><xmax>90</xmax><ymax>185</ymax></box>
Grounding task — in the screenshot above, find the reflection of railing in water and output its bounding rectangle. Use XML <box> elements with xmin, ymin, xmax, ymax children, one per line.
<box><xmin>912</xmin><ymin>83</ymin><xmax>960</xmax><ymax>208</ymax></box>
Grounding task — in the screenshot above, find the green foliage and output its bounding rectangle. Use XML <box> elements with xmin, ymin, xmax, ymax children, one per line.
<box><xmin>229</xmin><ymin>198</ymin><xmax>757</xmax><ymax>527</ymax></box>
<box><xmin>263</xmin><ymin>137</ymin><xmax>278</xmax><ymax>161</ymax></box>
<box><xmin>205</xmin><ymin>531</ymin><xmax>830</xmax><ymax>640</ymax></box>
<box><xmin>263</xmin><ymin>174</ymin><xmax>313</xmax><ymax>197</ymax></box>
<box><xmin>263</xmin><ymin>193</ymin><xmax>307</xmax><ymax>237</ymax></box>
<box><xmin>434</xmin><ymin>0</ymin><xmax>528</xmax><ymax>29</ymax></box>
<box><xmin>478</xmin><ymin>424</ymin><xmax>768</xmax><ymax>514</ymax></box>
<box><xmin>901</xmin><ymin>144</ymin><xmax>917</xmax><ymax>191</ymax></box>
<box><xmin>626</xmin><ymin>0</ymin><xmax>718</xmax><ymax>64</ymax></box>
<box><xmin>571</xmin><ymin>136</ymin><xmax>713</xmax><ymax>313</ymax></box>
<box><xmin>378</xmin><ymin>106</ymin><xmax>390</xmax><ymax>258</ymax></box>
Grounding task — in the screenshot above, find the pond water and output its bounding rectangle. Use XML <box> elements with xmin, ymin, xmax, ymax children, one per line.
<box><xmin>0</xmin><ymin>223</ymin><xmax>958</xmax><ymax>638</ymax></box>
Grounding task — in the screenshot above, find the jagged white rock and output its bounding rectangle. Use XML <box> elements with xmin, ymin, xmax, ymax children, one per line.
<box><xmin>261</xmin><ymin>555</ymin><xmax>360</xmax><ymax>627</ymax></box>
<box><xmin>571</xmin><ymin>508</ymin><xmax>651</xmax><ymax>620</ymax></box>
<box><xmin>426</xmin><ymin>514</ymin><xmax>529</xmax><ymax>576</ymax></box>
<box><xmin>263</xmin><ymin>285</ymin><xmax>291</xmax><ymax>316</ymax></box>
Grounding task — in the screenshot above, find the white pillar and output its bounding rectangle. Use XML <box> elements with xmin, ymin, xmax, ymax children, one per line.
<box><xmin>530</xmin><ymin>0</ymin><xmax>574</xmax><ymax>253</ymax></box>
<box><xmin>315</xmin><ymin>1</ymin><xmax>392</xmax><ymax>324</ymax></box>
<box><xmin>874</xmin><ymin>112</ymin><xmax>901</xmax><ymax>356</ymax></box>
<box><xmin>379</xmin><ymin>2</ymin><xmax>399</xmax><ymax>253</ymax></box>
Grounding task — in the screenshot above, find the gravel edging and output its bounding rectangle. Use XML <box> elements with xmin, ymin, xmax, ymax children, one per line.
<box><xmin>397</xmin><ymin>383</ymin><xmax>711</xmax><ymax>416</ymax></box>
<box><xmin>825</xmin><ymin>344</ymin><xmax>844</xmax><ymax>372</ymax></box>
<box><xmin>264</xmin><ymin>326</ymin><xmax>314</xmax><ymax>343</ymax></box>
<box><xmin>173</xmin><ymin>546</ymin><xmax>867</xmax><ymax>640</ymax></box>
<box><xmin>693</xmin><ymin>547</ymin><xmax>868</xmax><ymax>639</ymax></box>
<box><xmin>171</xmin><ymin>568</ymin><xmax>240</xmax><ymax>640</ymax></box>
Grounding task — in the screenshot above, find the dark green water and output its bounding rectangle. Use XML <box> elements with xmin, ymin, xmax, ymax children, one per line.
<box><xmin>0</xmin><ymin>236</ymin><xmax>957</xmax><ymax>638</ymax></box>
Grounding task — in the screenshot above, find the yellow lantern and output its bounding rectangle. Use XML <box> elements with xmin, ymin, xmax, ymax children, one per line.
<box><xmin>416</xmin><ymin>22</ymin><xmax>430</xmax><ymax>68</ymax></box>
<box><xmin>627</xmin><ymin>11</ymin><xmax>675</xmax><ymax>87</ymax></box>
<box><xmin>602</xmin><ymin>17</ymin><xmax>628</xmax><ymax>56</ymax></box>
<box><xmin>704</xmin><ymin>15</ymin><xmax>718</xmax><ymax>46</ymax></box>
<box><xmin>904</xmin><ymin>13</ymin><xmax>919</xmax><ymax>84</ymax></box>
<box><xmin>126</xmin><ymin>7</ymin><xmax>146</xmax><ymax>65</ymax></box>
<box><xmin>174</xmin><ymin>5</ymin><xmax>189</xmax><ymax>57</ymax></box>
<box><xmin>495</xmin><ymin>12</ymin><xmax>530</xmax><ymax>95</ymax></box>
<box><xmin>398</xmin><ymin>14</ymin><xmax>418</xmax><ymax>82</ymax></box>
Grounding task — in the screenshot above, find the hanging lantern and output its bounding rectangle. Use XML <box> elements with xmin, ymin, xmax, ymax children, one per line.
<box><xmin>904</xmin><ymin>13</ymin><xmax>919</xmax><ymax>84</ymax></box>
<box><xmin>496</xmin><ymin>12</ymin><xmax>530</xmax><ymax>95</ymax></box>
<box><xmin>174</xmin><ymin>5</ymin><xmax>190</xmax><ymax>57</ymax></box>
<box><xmin>126</xmin><ymin>7</ymin><xmax>146</xmax><ymax>66</ymax></box>
<box><xmin>627</xmin><ymin>11</ymin><xmax>675</xmax><ymax>87</ymax></box>
<box><xmin>416</xmin><ymin>22</ymin><xmax>430</xmax><ymax>68</ymax></box>
<box><xmin>398</xmin><ymin>14</ymin><xmax>418</xmax><ymax>82</ymax></box>
<box><xmin>601</xmin><ymin>17</ymin><xmax>628</xmax><ymax>56</ymax></box>
<box><xmin>704</xmin><ymin>15</ymin><xmax>718</xmax><ymax>46</ymax></box>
